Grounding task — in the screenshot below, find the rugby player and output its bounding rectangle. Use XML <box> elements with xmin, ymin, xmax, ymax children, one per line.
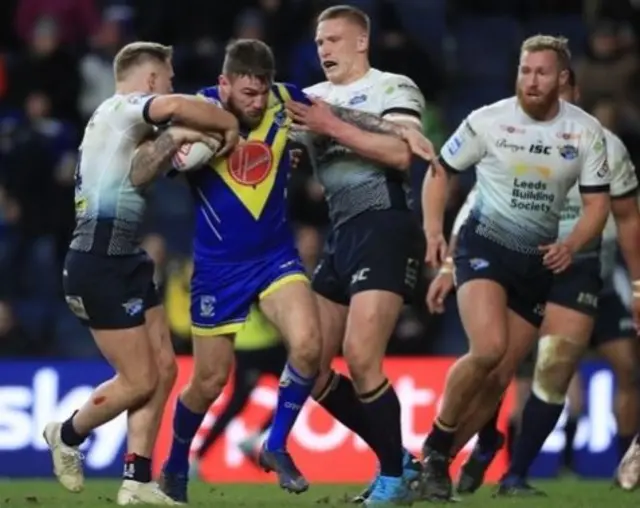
<box><xmin>44</xmin><ymin>41</ymin><xmax>238</xmax><ymax>505</ymax></box>
<box><xmin>427</xmin><ymin>68</ymin><xmax>640</xmax><ymax>495</ymax></box>
<box><xmin>285</xmin><ymin>5</ymin><xmax>435</xmax><ymax>504</ymax></box>
<box><xmin>157</xmin><ymin>40</ymin><xmax>323</xmax><ymax>501</ymax></box>
<box><xmin>419</xmin><ymin>35</ymin><xmax>612</xmax><ymax>500</ymax></box>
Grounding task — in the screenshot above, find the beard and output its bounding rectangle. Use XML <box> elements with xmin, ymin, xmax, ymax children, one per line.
<box><xmin>227</xmin><ymin>98</ymin><xmax>263</xmax><ymax>129</ymax></box>
<box><xmin>516</xmin><ymin>84</ymin><xmax>560</xmax><ymax>121</ymax></box>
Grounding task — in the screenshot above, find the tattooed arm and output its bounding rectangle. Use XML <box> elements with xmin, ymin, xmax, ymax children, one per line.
<box><xmin>130</xmin><ymin>130</ymin><xmax>181</xmax><ymax>189</ymax></box>
<box><xmin>329</xmin><ymin>105</ymin><xmax>411</xmax><ymax>138</ymax></box>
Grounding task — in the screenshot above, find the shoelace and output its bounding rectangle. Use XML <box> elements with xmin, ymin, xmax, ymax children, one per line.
<box><xmin>60</xmin><ymin>448</ymin><xmax>84</xmax><ymax>474</ymax></box>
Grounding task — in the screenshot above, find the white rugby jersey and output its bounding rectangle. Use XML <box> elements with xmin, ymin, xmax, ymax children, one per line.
<box><xmin>441</xmin><ymin>97</ymin><xmax>611</xmax><ymax>254</ymax></box>
<box><xmin>304</xmin><ymin>68</ymin><xmax>425</xmax><ymax>226</ymax></box>
<box><xmin>70</xmin><ymin>93</ymin><xmax>158</xmax><ymax>256</ymax></box>
<box><xmin>453</xmin><ymin>128</ymin><xmax>636</xmax><ymax>279</ymax></box>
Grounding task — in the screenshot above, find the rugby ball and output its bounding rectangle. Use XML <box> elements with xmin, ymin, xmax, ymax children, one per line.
<box><xmin>171</xmin><ymin>140</ymin><xmax>220</xmax><ymax>172</ymax></box>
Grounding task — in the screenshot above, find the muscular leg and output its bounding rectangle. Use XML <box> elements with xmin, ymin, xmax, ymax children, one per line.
<box><xmin>257</xmin><ymin>280</ymin><xmax>321</xmax><ymax>492</ymax></box>
<box><xmin>311</xmin><ymin>294</ymin><xmax>377</xmax><ymax>449</ymax></box>
<box><xmin>196</xmin><ymin>352</ymin><xmax>259</xmax><ymax>461</ymax></box>
<box><xmin>163</xmin><ymin>333</ymin><xmax>235</xmax><ymax>488</ymax></box>
<box><xmin>421</xmin><ymin>280</ymin><xmax>510</xmax><ymax>500</ymax></box>
<box><xmin>503</xmin><ymin>303</ymin><xmax>592</xmax><ymax>490</ymax></box>
<box><xmin>598</xmin><ymin>339</ymin><xmax>640</xmax><ymax>460</ymax></box>
<box><xmin>342</xmin><ymin>290</ymin><xmax>405</xmax><ymax>479</ymax></box>
<box><xmin>124</xmin><ymin>306</ymin><xmax>178</xmax><ymax>484</ymax></box>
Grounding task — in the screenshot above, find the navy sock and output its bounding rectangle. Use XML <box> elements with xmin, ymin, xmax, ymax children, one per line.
<box><xmin>315</xmin><ymin>371</ymin><xmax>376</xmax><ymax>450</ymax></box>
<box><xmin>266</xmin><ymin>362</ymin><xmax>316</xmax><ymax>451</ymax></box>
<box><xmin>164</xmin><ymin>398</ymin><xmax>207</xmax><ymax>474</ymax></box>
<box><xmin>478</xmin><ymin>404</ymin><xmax>501</xmax><ymax>452</ymax></box>
<box><xmin>562</xmin><ymin>416</ymin><xmax>578</xmax><ymax>469</ymax></box>
<box><xmin>60</xmin><ymin>411</ymin><xmax>88</xmax><ymax>447</ymax></box>
<box><xmin>123</xmin><ymin>453</ymin><xmax>152</xmax><ymax>483</ymax></box>
<box><xmin>509</xmin><ymin>392</ymin><xmax>564</xmax><ymax>478</ymax></box>
<box><xmin>359</xmin><ymin>380</ymin><xmax>403</xmax><ymax>477</ymax></box>
<box><xmin>426</xmin><ymin>417</ymin><xmax>456</xmax><ymax>457</ymax></box>
<box><xmin>618</xmin><ymin>434</ymin><xmax>635</xmax><ymax>462</ymax></box>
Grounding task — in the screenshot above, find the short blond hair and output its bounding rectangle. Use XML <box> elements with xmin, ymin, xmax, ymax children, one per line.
<box><xmin>520</xmin><ymin>34</ymin><xmax>571</xmax><ymax>69</ymax></box>
<box><xmin>113</xmin><ymin>41</ymin><xmax>173</xmax><ymax>81</ymax></box>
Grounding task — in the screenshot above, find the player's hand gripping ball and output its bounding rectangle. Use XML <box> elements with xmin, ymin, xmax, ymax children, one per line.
<box><xmin>172</xmin><ymin>139</ymin><xmax>221</xmax><ymax>172</ymax></box>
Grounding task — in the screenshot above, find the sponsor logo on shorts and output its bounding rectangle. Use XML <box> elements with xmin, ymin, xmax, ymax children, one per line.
<box><xmin>351</xmin><ymin>268</ymin><xmax>370</xmax><ymax>285</ymax></box>
<box><xmin>469</xmin><ymin>258</ymin><xmax>489</xmax><ymax>271</ymax></box>
<box><xmin>122</xmin><ymin>298</ymin><xmax>143</xmax><ymax>316</ymax></box>
<box><xmin>65</xmin><ymin>296</ymin><xmax>88</xmax><ymax>320</ymax></box>
<box><xmin>199</xmin><ymin>295</ymin><xmax>216</xmax><ymax>318</ymax></box>
<box><xmin>577</xmin><ymin>292</ymin><xmax>598</xmax><ymax>308</ymax></box>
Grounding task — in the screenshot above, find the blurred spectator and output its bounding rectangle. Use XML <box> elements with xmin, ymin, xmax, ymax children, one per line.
<box><xmin>8</xmin><ymin>17</ymin><xmax>81</xmax><ymax>122</ymax></box>
<box><xmin>0</xmin><ymin>301</ymin><xmax>31</xmax><ymax>356</ymax></box>
<box><xmin>15</xmin><ymin>0</ymin><xmax>100</xmax><ymax>47</ymax></box>
<box><xmin>78</xmin><ymin>11</ymin><xmax>126</xmax><ymax>120</ymax></box>
<box><xmin>575</xmin><ymin>20</ymin><xmax>638</xmax><ymax>110</ymax></box>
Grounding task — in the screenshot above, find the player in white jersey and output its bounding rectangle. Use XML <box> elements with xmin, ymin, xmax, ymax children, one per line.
<box><xmin>43</xmin><ymin>42</ymin><xmax>238</xmax><ymax>505</ymax></box>
<box><xmin>419</xmin><ymin>36</ymin><xmax>612</xmax><ymax>500</ymax></box>
<box><xmin>428</xmin><ymin>74</ymin><xmax>640</xmax><ymax>495</ymax></box>
<box><xmin>284</xmin><ymin>5</ymin><xmax>436</xmax><ymax>505</ymax></box>
<box><xmin>432</xmin><ymin>69</ymin><xmax>640</xmax><ymax>496</ymax></box>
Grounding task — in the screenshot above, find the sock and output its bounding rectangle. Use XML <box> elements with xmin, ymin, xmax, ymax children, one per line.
<box><xmin>617</xmin><ymin>434</ymin><xmax>635</xmax><ymax>461</ymax></box>
<box><xmin>123</xmin><ymin>453</ymin><xmax>152</xmax><ymax>483</ymax></box>
<box><xmin>359</xmin><ymin>379</ymin><xmax>403</xmax><ymax>477</ymax></box>
<box><xmin>315</xmin><ymin>371</ymin><xmax>376</xmax><ymax>450</ymax></box>
<box><xmin>509</xmin><ymin>392</ymin><xmax>564</xmax><ymax>478</ymax></box>
<box><xmin>164</xmin><ymin>398</ymin><xmax>207</xmax><ymax>474</ymax></box>
<box><xmin>477</xmin><ymin>404</ymin><xmax>501</xmax><ymax>452</ymax></box>
<box><xmin>506</xmin><ymin>418</ymin><xmax>518</xmax><ymax>463</ymax></box>
<box><xmin>266</xmin><ymin>362</ymin><xmax>316</xmax><ymax>451</ymax></box>
<box><xmin>60</xmin><ymin>411</ymin><xmax>88</xmax><ymax>447</ymax></box>
<box><xmin>563</xmin><ymin>416</ymin><xmax>578</xmax><ymax>469</ymax></box>
<box><xmin>426</xmin><ymin>417</ymin><xmax>457</xmax><ymax>457</ymax></box>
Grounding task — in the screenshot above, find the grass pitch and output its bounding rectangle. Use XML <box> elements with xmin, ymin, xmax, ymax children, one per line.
<box><xmin>0</xmin><ymin>479</ymin><xmax>635</xmax><ymax>507</ymax></box>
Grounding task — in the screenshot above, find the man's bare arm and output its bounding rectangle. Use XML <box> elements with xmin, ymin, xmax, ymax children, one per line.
<box><xmin>130</xmin><ymin>131</ymin><xmax>180</xmax><ymax>188</ymax></box>
<box><xmin>329</xmin><ymin>105</ymin><xmax>410</xmax><ymax>137</ymax></box>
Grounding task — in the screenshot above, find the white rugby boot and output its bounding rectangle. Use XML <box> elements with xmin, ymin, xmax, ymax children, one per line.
<box><xmin>42</xmin><ymin>421</ymin><xmax>84</xmax><ymax>493</ymax></box>
<box><xmin>616</xmin><ymin>437</ymin><xmax>640</xmax><ymax>491</ymax></box>
<box><xmin>117</xmin><ymin>480</ymin><xmax>185</xmax><ymax>505</ymax></box>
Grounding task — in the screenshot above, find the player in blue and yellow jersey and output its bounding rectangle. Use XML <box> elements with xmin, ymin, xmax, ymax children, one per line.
<box><xmin>160</xmin><ymin>40</ymin><xmax>322</xmax><ymax>502</ymax></box>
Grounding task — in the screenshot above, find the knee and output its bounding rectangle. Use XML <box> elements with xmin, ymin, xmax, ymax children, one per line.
<box><xmin>532</xmin><ymin>335</ymin><xmax>581</xmax><ymax>404</ymax></box>
<box><xmin>189</xmin><ymin>365</ymin><xmax>231</xmax><ymax>405</ymax></box>
<box><xmin>121</xmin><ymin>361</ymin><xmax>158</xmax><ymax>406</ymax></box>
<box><xmin>289</xmin><ymin>325</ymin><xmax>322</xmax><ymax>372</ymax></box>
<box><xmin>468</xmin><ymin>336</ymin><xmax>507</xmax><ymax>371</ymax></box>
<box><xmin>342</xmin><ymin>341</ymin><xmax>380</xmax><ymax>384</ymax></box>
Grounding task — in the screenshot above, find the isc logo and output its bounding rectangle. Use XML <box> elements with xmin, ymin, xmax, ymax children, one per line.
<box><xmin>529</xmin><ymin>144</ymin><xmax>552</xmax><ymax>155</ymax></box>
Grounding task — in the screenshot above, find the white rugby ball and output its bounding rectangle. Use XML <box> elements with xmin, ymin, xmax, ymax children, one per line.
<box><xmin>171</xmin><ymin>140</ymin><xmax>220</xmax><ymax>172</ymax></box>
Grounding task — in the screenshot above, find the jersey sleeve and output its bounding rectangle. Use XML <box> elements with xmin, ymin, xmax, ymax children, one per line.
<box><xmin>380</xmin><ymin>74</ymin><xmax>425</xmax><ymax>128</ymax></box>
<box><xmin>579</xmin><ymin>126</ymin><xmax>612</xmax><ymax>193</ymax></box>
<box><xmin>111</xmin><ymin>93</ymin><xmax>159</xmax><ymax>131</ymax></box>
<box><xmin>439</xmin><ymin>112</ymin><xmax>485</xmax><ymax>172</ymax></box>
<box><xmin>452</xmin><ymin>186</ymin><xmax>477</xmax><ymax>235</ymax></box>
<box><xmin>607</xmin><ymin>132</ymin><xmax>638</xmax><ymax>198</ymax></box>
<box><xmin>196</xmin><ymin>87</ymin><xmax>223</xmax><ymax>106</ymax></box>
<box><xmin>278</xmin><ymin>83</ymin><xmax>312</xmax><ymax>105</ymax></box>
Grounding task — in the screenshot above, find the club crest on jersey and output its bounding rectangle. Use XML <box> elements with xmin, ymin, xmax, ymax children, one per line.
<box><xmin>227</xmin><ymin>141</ymin><xmax>273</xmax><ymax>186</ymax></box>
<box><xmin>558</xmin><ymin>145</ymin><xmax>579</xmax><ymax>160</ymax></box>
<box><xmin>349</xmin><ymin>94</ymin><xmax>367</xmax><ymax>106</ymax></box>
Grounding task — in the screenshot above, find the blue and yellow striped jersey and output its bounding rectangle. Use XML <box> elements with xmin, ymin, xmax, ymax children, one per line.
<box><xmin>188</xmin><ymin>82</ymin><xmax>307</xmax><ymax>262</ymax></box>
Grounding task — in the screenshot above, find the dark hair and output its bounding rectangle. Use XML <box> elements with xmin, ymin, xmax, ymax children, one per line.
<box><xmin>567</xmin><ymin>68</ymin><xmax>576</xmax><ymax>87</ymax></box>
<box><xmin>113</xmin><ymin>42</ymin><xmax>173</xmax><ymax>81</ymax></box>
<box><xmin>222</xmin><ymin>39</ymin><xmax>275</xmax><ymax>83</ymax></box>
<box><xmin>317</xmin><ymin>4</ymin><xmax>370</xmax><ymax>32</ymax></box>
